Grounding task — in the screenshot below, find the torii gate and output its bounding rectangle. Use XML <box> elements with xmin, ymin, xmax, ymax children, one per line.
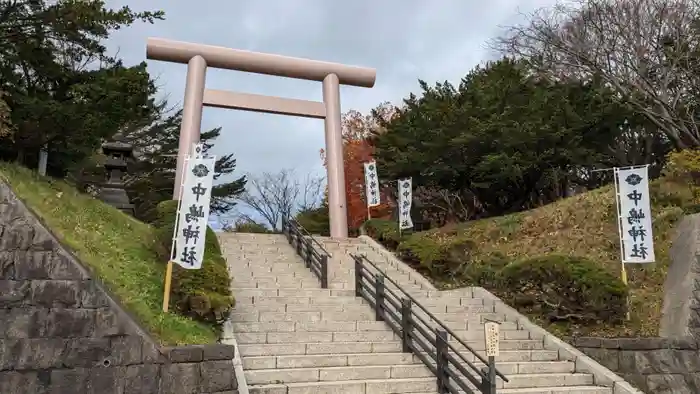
<box><xmin>146</xmin><ymin>38</ymin><xmax>377</xmax><ymax>239</ymax></box>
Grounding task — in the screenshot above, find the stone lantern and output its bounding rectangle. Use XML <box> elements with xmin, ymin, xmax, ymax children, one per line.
<box><xmin>96</xmin><ymin>141</ymin><xmax>135</xmax><ymax>216</ymax></box>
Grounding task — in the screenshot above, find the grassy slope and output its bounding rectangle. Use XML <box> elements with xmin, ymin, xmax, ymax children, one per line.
<box><xmin>0</xmin><ymin>163</ymin><xmax>217</xmax><ymax>345</ymax></box>
<box><xmin>420</xmin><ymin>178</ymin><xmax>692</xmax><ymax>337</ymax></box>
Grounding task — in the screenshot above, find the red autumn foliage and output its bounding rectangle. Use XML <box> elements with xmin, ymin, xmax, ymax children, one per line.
<box><xmin>321</xmin><ymin>103</ymin><xmax>396</xmax><ymax>230</ymax></box>
<box><xmin>343</xmin><ymin>139</ymin><xmax>392</xmax><ymax>228</ymax></box>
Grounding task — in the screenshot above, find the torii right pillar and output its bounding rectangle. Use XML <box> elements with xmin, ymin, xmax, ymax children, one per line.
<box><xmin>146</xmin><ymin>38</ymin><xmax>377</xmax><ymax>239</ymax></box>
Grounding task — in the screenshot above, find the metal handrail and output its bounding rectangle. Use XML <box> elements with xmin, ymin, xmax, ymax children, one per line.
<box><xmin>285</xmin><ymin>216</ymin><xmax>332</xmax><ymax>256</ymax></box>
<box><xmin>355</xmin><ymin>254</ymin><xmax>508</xmax><ymax>380</ymax></box>
<box><xmin>352</xmin><ymin>253</ymin><xmax>508</xmax><ymax>394</ymax></box>
<box><xmin>281</xmin><ymin>216</ymin><xmax>330</xmax><ymax>288</ymax></box>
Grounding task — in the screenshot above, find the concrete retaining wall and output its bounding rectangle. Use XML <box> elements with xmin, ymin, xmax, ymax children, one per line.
<box><xmin>570</xmin><ymin>337</ymin><xmax>700</xmax><ymax>394</ymax></box>
<box><xmin>0</xmin><ymin>181</ymin><xmax>237</xmax><ymax>394</ymax></box>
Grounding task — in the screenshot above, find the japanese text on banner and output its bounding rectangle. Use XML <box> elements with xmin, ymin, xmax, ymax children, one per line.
<box><xmin>615</xmin><ymin>166</ymin><xmax>655</xmax><ymax>263</ymax></box>
<box><xmin>172</xmin><ymin>144</ymin><xmax>216</xmax><ymax>270</ymax></box>
<box><xmin>364</xmin><ymin>161</ymin><xmax>380</xmax><ymax>207</ymax></box>
<box><xmin>398</xmin><ymin>177</ymin><xmax>413</xmax><ymax>230</ymax></box>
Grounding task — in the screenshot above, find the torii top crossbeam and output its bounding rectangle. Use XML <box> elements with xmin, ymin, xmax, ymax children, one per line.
<box><xmin>146</xmin><ymin>37</ymin><xmax>377</xmax><ymax>239</ymax></box>
<box><xmin>147</xmin><ymin>38</ymin><xmax>376</xmax><ymax>87</ymax></box>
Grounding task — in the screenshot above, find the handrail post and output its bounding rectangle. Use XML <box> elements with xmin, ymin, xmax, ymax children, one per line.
<box><xmin>320</xmin><ymin>255</ymin><xmax>329</xmax><ymax>289</ymax></box>
<box><xmin>485</xmin><ymin>356</ymin><xmax>497</xmax><ymax>394</ymax></box>
<box><xmin>375</xmin><ymin>274</ymin><xmax>385</xmax><ymax>321</ymax></box>
<box><xmin>436</xmin><ymin>330</ymin><xmax>449</xmax><ymax>394</ymax></box>
<box><xmin>283</xmin><ymin>218</ymin><xmax>291</xmax><ymax>243</ymax></box>
<box><xmin>304</xmin><ymin>238</ymin><xmax>311</xmax><ymax>268</ymax></box>
<box><xmin>295</xmin><ymin>231</ymin><xmax>302</xmax><ymax>256</ymax></box>
<box><xmin>353</xmin><ymin>256</ymin><xmax>362</xmax><ymax>297</ymax></box>
<box><xmin>401</xmin><ymin>298</ymin><xmax>412</xmax><ymax>353</ymax></box>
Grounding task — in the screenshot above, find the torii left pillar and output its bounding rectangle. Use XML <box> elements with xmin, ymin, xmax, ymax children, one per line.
<box><xmin>146</xmin><ymin>38</ymin><xmax>377</xmax><ymax>239</ymax></box>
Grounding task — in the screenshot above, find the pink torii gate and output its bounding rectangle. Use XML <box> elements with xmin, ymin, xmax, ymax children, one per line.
<box><xmin>146</xmin><ymin>38</ymin><xmax>377</xmax><ymax>239</ymax></box>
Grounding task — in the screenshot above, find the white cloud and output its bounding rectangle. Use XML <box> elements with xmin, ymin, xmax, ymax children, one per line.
<box><xmin>104</xmin><ymin>0</ymin><xmax>558</xmax><ymax>222</ymax></box>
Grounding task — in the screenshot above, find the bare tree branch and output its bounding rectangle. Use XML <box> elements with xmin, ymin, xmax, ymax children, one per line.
<box><xmin>492</xmin><ymin>0</ymin><xmax>700</xmax><ymax>148</ymax></box>
<box><xmin>298</xmin><ymin>173</ymin><xmax>325</xmax><ymax>212</ymax></box>
<box><xmin>236</xmin><ymin>169</ymin><xmax>325</xmax><ymax>231</ymax></box>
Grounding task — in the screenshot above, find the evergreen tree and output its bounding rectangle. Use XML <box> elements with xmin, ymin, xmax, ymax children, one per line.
<box><xmin>123</xmin><ymin>106</ymin><xmax>247</xmax><ymax>222</ymax></box>
<box><xmin>0</xmin><ymin>0</ymin><xmax>163</xmax><ymax>176</ymax></box>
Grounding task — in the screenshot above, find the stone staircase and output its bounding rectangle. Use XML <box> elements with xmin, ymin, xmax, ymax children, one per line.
<box><xmin>218</xmin><ymin>232</ymin><xmax>634</xmax><ymax>394</ymax></box>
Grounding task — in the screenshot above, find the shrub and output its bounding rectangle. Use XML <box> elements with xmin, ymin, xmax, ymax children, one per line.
<box><xmin>497</xmin><ymin>255</ymin><xmax>627</xmax><ymax>324</ymax></box>
<box><xmin>664</xmin><ymin>148</ymin><xmax>700</xmax><ymax>184</ymax></box>
<box><xmin>364</xmin><ymin>219</ymin><xmax>404</xmax><ymax>249</ymax></box>
<box><xmin>153</xmin><ymin>200</ymin><xmax>235</xmax><ymax>326</ymax></box>
<box><xmin>234</xmin><ymin>220</ymin><xmax>270</xmax><ymax>234</ymax></box>
<box><xmin>396</xmin><ymin>229</ymin><xmax>475</xmax><ymax>280</ymax></box>
<box><xmin>295</xmin><ymin>206</ymin><xmax>330</xmax><ymax>236</ymax></box>
<box><xmin>463</xmin><ymin>252</ymin><xmax>511</xmax><ymax>287</ymax></box>
<box><xmin>650</xmin><ymin>178</ymin><xmax>696</xmax><ymax>209</ymax></box>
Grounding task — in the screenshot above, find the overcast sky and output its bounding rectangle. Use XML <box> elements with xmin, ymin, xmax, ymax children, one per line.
<box><xmin>104</xmin><ymin>0</ymin><xmax>557</xmax><ymax>225</ymax></box>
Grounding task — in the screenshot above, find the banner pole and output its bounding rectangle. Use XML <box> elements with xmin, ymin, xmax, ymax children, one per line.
<box><xmin>164</xmin><ymin>145</ymin><xmax>193</xmax><ymax>313</ymax></box>
<box><xmin>162</xmin><ymin>261</ymin><xmax>173</xmax><ymax>312</ymax></box>
<box><xmin>613</xmin><ymin>166</ymin><xmax>633</xmax><ymax>321</ymax></box>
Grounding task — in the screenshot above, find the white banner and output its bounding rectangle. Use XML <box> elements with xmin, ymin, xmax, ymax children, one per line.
<box><xmin>615</xmin><ymin>165</ymin><xmax>655</xmax><ymax>263</ymax></box>
<box><xmin>171</xmin><ymin>143</ymin><xmax>217</xmax><ymax>270</ymax></box>
<box><xmin>364</xmin><ymin>161</ymin><xmax>380</xmax><ymax>207</ymax></box>
<box><xmin>398</xmin><ymin>177</ymin><xmax>413</xmax><ymax>230</ymax></box>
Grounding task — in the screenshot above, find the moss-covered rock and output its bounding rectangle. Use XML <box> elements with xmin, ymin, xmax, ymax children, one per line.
<box><xmin>154</xmin><ymin>200</ymin><xmax>235</xmax><ymax>325</ymax></box>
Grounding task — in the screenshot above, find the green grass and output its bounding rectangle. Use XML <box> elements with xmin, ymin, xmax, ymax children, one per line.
<box><xmin>0</xmin><ymin>162</ymin><xmax>218</xmax><ymax>345</ymax></box>
<box><xmin>376</xmin><ymin>176</ymin><xmax>697</xmax><ymax>338</ymax></box>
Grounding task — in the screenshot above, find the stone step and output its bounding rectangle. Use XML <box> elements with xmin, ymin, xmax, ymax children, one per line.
<box><xmin>421</xmin><ymin>385</ymin><xmax>610</xmax><ymax>394</ymax></box>
<box><xmin>236</xmin><ymin>295</ymin><xmax>359</xmax><ymax>305</ymax></box>
<box><xmin>498</xmin><ymin>373</ymin><xmax>595</xmax><ymax>390</ymax></box>
<box><xmin>246</xmin><ymin>364</ymin><xmax>585</xmax><ymax>387</ymax></box>
<box><xmin>235</xmin><ymin>295</ymin><xmax>491</xmax><ymax>308</ymax></box>
<box><xmin>243</xmin><ymin>352</ymin><xmax>419</xmax><ymax>370</ymax></box>
<box><xmin>231</xmin><ymin>279</ymin><xmax>324</xmax><ymax>289</ymax></box>
<box><xmin>232</xmin><ymin>273</ymin><xmax>349</xmax><ymax>284</ymax></box>
<box><xmin>235</xmin><ymin>288</ymin><xmax>356</xmax><ymax>297</ymax></box>
<box><xmin>247</xmin><ymin>377</ymin><xmax>437</xmax><ymax>394</ymax></box>
<box><xmin>451</xmin><ymin>339</ymin><xmax>543</xmax><ymax>351</ymax></box>
<box><xmin>229</xmin><ymin>319</ymin><xmax>525</xmax><ymax>334</ymax></box>
<box><xmin>229</xmin><ymin>262</ymin><xmax>309</xmax><ymax>272</ymax></box>
<box><xmin>231</xmin><ymin>306</ymin><xmax>520</xmax><ymax>330</ymax></box>
<box><xmin>237</xmin><ymin>339</ymin><xmax>543</xmax><ymax>357</ymax></box>
<box><xmin>236</xmin><ymin>330</ymin><xmax>398</xmax><ymax>344</ymax></box>
<box><xmin>219</xmin><ymin>239</ymin><xmax>287</xmax><ymax>246</ymax></box>
<box><xmin>226</xmin><ymin>253</ymin><xmax>296</xmax><ymax>259</ymax></box>
<box><xmin>222</xmin><ymin>240</ymin><xmax>292</xmax><ymax>249</ymax></box>
<box><xmin>430</xmin><ymin>312</ymin><xmax>512</xmax><ymax>323</ymax></box>
<box><xmin>233</xmin><ymin>328</ymin><xmax>537</xmax><ymax>344</ymax></box>
<box><xmin>231</xmin><ymin>307</ymin><xmax>513</xmax><ymax>325</ymax></box>
<box><xmin>234</xmin><ymin>303</ymin><xmax>372</xmax><ymax>314</ymax></box>
<box><xmin>416</xmin><ymin>304</ymin><xmax>497</xmax><ymax>314</ymax></box>
<box><xmin>238</xmin><ymin>341</ymin><xmax>406</xmax><ymax>357</ymax></box>
<box><xmin>243</xmin><ymin>350</ymin><xmax>562</xmax><ymax>370</ymax></box>
<box><xmin>495</xmin><ymin>387</ymin><xmax>611</xmax><ymax>394</ymax></box>
<box><xmin>221</xmin><ymin>245</ymin><xmax>291</xmax><ymax>252</ymax></box>
<box><xmin>231</xmin><ymin>320</ymin><xmax>388</xmax><ymax>333</ymax></box>
<box><xmin>245</xmin><ymin>363</ymin><xmax>434</xmax><ymax>385</ymax></box>
<box><xmin>414</xmin><ymin>298</ymin><xmax>495</xmax><ymax>307</ymax></box>
<box><xmin>243</xmin><ymin>353</ymin><xmax>573</xmax><ymax>373</ymax></box>
<box><xmin>230</xmin><ymin>309</ymin><xmax>378</xmax><ymax>323</ymax></box>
